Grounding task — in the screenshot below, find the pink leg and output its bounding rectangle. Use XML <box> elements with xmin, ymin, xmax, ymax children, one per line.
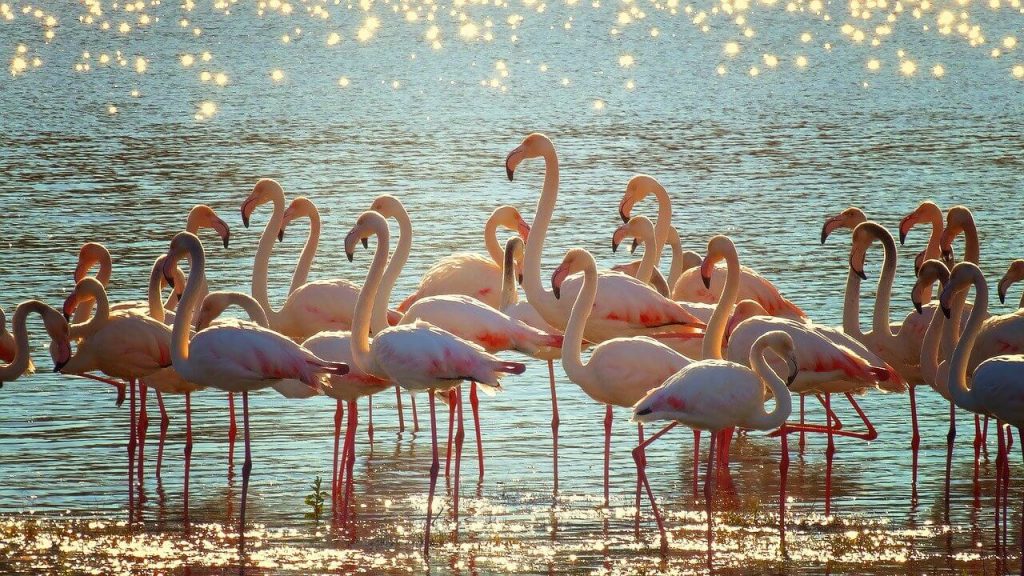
<box><xmin>395</xmin><ymin>385</ymin><xmax>406</xmax><ymax>434</ymax></box>
<box><xmin>445</xmin><ymin>393</ymin><xmax>455</xmax><ymax>479</ymax></box>
<box><xmin>798</xmin><ymin>394</ymin><xmax>806</xmax><ymax>455</ymax></box>
<box><xmin>974</xmin><ymin>415</ymin><xmax>983</xmax><ymax>500</ymax></box>
<box><xmin>996</xmin><ymin>423</ymin><xmax>1005</xmax><ymax>556</ymax></box>
<box><xmin>228</xmin><ymin>392</ymin><xmax>237</xmax><ymax>478</ymax></box>
<box><xmin>424</xmin><ymin>392</ymin><xmax>439</xmax><ymax>557</ymax></box>
<box><xmin>332</xmin><ymin>400</ymin><xmax>343</xmax><ymax>522</ymax></box>
<box><xmin>343</xmin><ymin>400</ymin><xmax>358</xmax><ymax>526</ymax></box>
<box><xmin>155</xmin><ymin>391</ymin><xmax>169</xmax><ymax>482</ymax></box>
<box><xmin>454</xmin><ymin>386</ymin><xmax>465</xmax><ymax>522</ymax></box>
<box><xmin>411</xmin><ymin>393</ymin><xmax>420</xmax><ymax>433</ymax></box>
<box><xmin>692</xmin><ymin>430</ymin><xmax>701</xmax><ymax>497</ymax></box>
<box><xmin>239</xmin><ymin>391</ymin><xmax>252</xmax><ymax>549</ymax></box>
<box><xmin>184</xmin><ymin>393</ymin><xmax>192</xmax><ymax>524</ymax></box>
<box><xmin>470</xmin><ymin>382</ymin><xmax>483</xmax><ymax>482</ymax></box>
<box><xmin>779</xmin><ymin>425</ymin><xmax>789</xmax><ymax>549</ymax></box>
<box><xmin>1004</xmin><ymin>427</ymin><xmax>1012</xmax><ymax>552</ymax></box>
<box><xmin>983</xmin><ymin>415</ymin><xmax>990</xmax><ymax>459</ymax></box>
<box><xmin>138</xmin><ymin>384</ymin><xmax>149</xmax><ymax>492</ymax></box>
<box><xmin>824</xmin><ymin>393</ymin><xmax>835</xmax><ymax>517</ymax></box>
<box><xmin>128</xmin><ymin>379</ymin><xmax>136</xmax><ymax>513</ymax></box>
<box><xmin>604</xmin><ymin>404</ymin><xmax>613</xmax><ymax>508</ymax></box>
<box><xmin>366</xmin><ymin>395</ymin><xmax>374</xmax><ymax>444</ymax></box>
<box><xmin>632</xmin><ymin>422</ymin><xmax>677</xmax><ymax>543</ymax></box>
<box><xmin>944</xmin><ymin>400</ymin><xmax>956</xmax><ymax>521</ymax></box>
<box><xmin>74</xmin><ymin>373</ymin><xmax>126</xmax><ymax>405</ymax></box>
<box><xmin>635</xmin><ymin>424</ymin><xmax>644</xmax><ymax>532</ymax></box>
<box><xmin>705</xmin><ymin>429</ymin><xmax>717</xmax><ymax>569</ymax></box>
<box><xmin>910</xmin><ymin>385</ymin><xmax>920</xmax><ymax>492</ymax></box>
<box><xmin>548</xmin><ymin>360</ymin><xmax>560</xmax><ymax>495</ymax></box>
<box><xmin>1017</xmin><ymin>427</ymin><xmax>1023</xmax><ymax>576</ymax></box>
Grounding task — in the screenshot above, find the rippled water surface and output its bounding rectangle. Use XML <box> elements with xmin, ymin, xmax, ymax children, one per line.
<box><xmin>2</xmin><ymin>0</ymin><xmax>1024</xmax><ymax>573</ymax></box>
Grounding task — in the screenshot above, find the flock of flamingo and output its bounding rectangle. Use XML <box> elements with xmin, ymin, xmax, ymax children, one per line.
<box><xmin>4</xmin><ymin>133</ymin><xmax>1024</xmax><ymax>567</ymax></box>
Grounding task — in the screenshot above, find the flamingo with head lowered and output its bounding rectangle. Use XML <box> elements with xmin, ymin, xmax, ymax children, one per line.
<box><xmin>160</xmin><ymin>231</ymin><xmax>348</xmax><ymax>546</ymax></box>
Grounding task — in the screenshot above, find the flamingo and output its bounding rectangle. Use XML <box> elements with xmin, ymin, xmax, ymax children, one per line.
<box><xmin>939</xmin><ymin>205</ymin><xmax>980</xmax><ymax>268</ymax></box>
<box><xmin>505</xmin><ymin>133</ymin><xmax>706</xmax><ymax>343</ymax></box>
<box><xmin>940</xmin><ymin>261</ymin><xmax>1024</xmax><ymax>570</ymax></box>
<box><xmin>499</xmin><ymin>236</ymin><xmax>565</xmax><ymax>491</ymax></box>
<box><xmin>610</xmin><ymin>224</ymin><xmax>701</xmax><ymax>291</ymax></box>
<box><xmin>898</xmin><ymin>200</ymin><xmax>944</xmax><ymax>299</ymax></box>
<box><xmin>240</xmin><ymin>179</ymin><xmax>366</xmax><ymax>340</ymax></box>
<box><xmin>160</xmin><ymin>231</ymin><xmax>347</xmax><ymax>545</ymax></box>
<box><xmin>610</xmin><ymin>215</ymin><xmax>674</xmax><ymax>298</ymax></box>
<box><xmin>998</xmin><ymin>259</ymin><xmax>1024</xmax><ymax>310</ymax></box>
<box><xmin>551</xmin><ymin>247</ymin><xmax>696</xmax><ymax>507</ymax></box>
<box><xmin>344</xmin><ymin>210</ymin><xmax>526</xmax><ymax>555</ymax></box>
<box><xmin>0</xmin><ymin>306</ymin><xmax>36</xmax><ymax>378</ymax></box>
<box><xmin>0</xmin><ymin>301</ymin><xmax>70</xmax><ymax>385</ymax></box>
<box><xmin>396</xmin><ymin>205</ymin><xmax>531</xmax><ymax>312</ymax></box>
<box><xmin>632</xmin><ymin>329</ymin><xmax>797</xmax><ymax>560</ymax></box>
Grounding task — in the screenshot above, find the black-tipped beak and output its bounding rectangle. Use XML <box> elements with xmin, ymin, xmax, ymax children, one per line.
<box><xmin>241</xmin><ymin>211</ymin><xmax>250</xmax><ymax>229</ymax></box>
<box><xmin>506</xmin><ymin>165</ymin><xmax>515</xmax><ymax>181</ymax></box>
<box><xmin>913</xmin><ymin>298</ymin><xmax>923</xmax><ymax>314</ymax></box>
<box><xmin>553</xmin><ymin>285</ymin><xmax>561</xmax><ymax>300</ymax></box>
<box><xmin>62</xmin><ymin>310</ymin><xmax>70</xmax><ymax>322</ymax></box>
<box><xmin>53</xmin><ymin>359</ymin><xmax>67</xmax><ymax>373</ymax></box>
<box><xmin>941</xmin><ymin>248</ymin><xmax>954</xmax><ymax>267</ymax></box>
<box><xmin>701</xmin><ymin>273</ymin><xmax>711</xmax><ymax>290</ymax></box>
<box><xmin>346</xmin><ymin>251</ymin><xmax>354</xmax><ymax>263</ymax></box>
<box><xmin>277</xmin><ymin>229</ymin><xmax>284</xmax><ymax>242</ymax></box>
<box><xmin>166</xmin><ymin>274</ymin><xmax>175</xmax><ymax>289</ymax></box>
<box><xmin>999</xmin><ymin>282</ymin><xmax>1008</xmax><ymax>305</ymax></box>
<box><xmin>619</xmin><ymin>207</ymin><xmax>629</xmax><ymax>224</ymax></box>
<box><xmin>361</xmin><ymin>238</ymin><xmax>369</xmax><ymax>249</ymax></box>
<box><xmin>819</xmin><ymin>223</ymin><xmax>830</xmax><ymax>245</ymax></box>
<box><xmin>786</xmin><ymin>359</ymin><xmax>799</xmax><ymax>386</ymax></box>
<box><xmin>848</xmin><ymin>255</ymin><xmax>866</xmax><ymax>280</ymax></box>
<box><xmin>222</xmin><ymin>231</ymin><xmax>230</xmax><ymax>249</ymax></box>
<box><xmin>635</xmin><ymin>407</ymin><xmax>652</xmax><ymax>417</ymax></box>
<box><xmin>611</xmin><ymin>239</ymin><xmax>619</xmax><ymax>253</ymax></box>
<box><xmin>941</xmin><ymin>303</ymin><xmax>951</xmax><ymax>319</ymax></box>
<box><xmin>630</xmin><ymin>238</ymin><xmax>639</xmax><ymax>255</ymax></box>
<box><xmin>899</xmin><ymin>228</ymin><xmax>908</xmax><ymax>246</ymax></box>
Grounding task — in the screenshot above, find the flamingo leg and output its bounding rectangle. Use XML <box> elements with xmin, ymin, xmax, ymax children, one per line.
<box><xmin>445</xmin><ymin>392</ymin><xmax>455</xmax><ymax>479</ymax></box>
<box><xmin>604</xmin><ymin>404</ymin><xmax>613</xmax><ymax>508</ymax></box>
<box><xmin>454</xmin><ymin>386</ymin><xmax>465</xmax><ymax>523</ymax></box>
<box><xmin>155</xmin><ymin>391</ymin><xmax>169</xmax><ymax>483</ymax></box>
<box><xmin>631</xmin><ymin>422</ymin><xmax>676</xmax><ymax>544</ymax></box>
<box><xmin>72</xmin><ymin>373</ymin><xmax>126</xmax><ymax>406</ymax></box>
<box><xmin>983</xmin><ymin>415</ymin><xmax>990</xmax><ymax>459</ymax></box>
<box><xmin>411</xmin><ymin>393</ymin><xmax>420</xmax><ymax>433</ymax></box>
<box><xmin>344</xmin><ymin>399</ymin><xmax>357</xmax><ymax>526</ymax></box>
<box><xmin>137</xmin><ymin>384</ymin><xmax>149</xmax><ymax>493</ymax></box>
<box><xmin>798</xmin><ymin>394</ymin><xmax>805</xmax><ymax>455</ymax></box>
<box><xmin>634</xmin><ymin>424</ymin><xmax>644</xmax><ymax>533</ymax></box>
<box><xmin>909</xmin><ymin>384</ymin><xmax>920</xmax><ymax>494</ymax></box>
<box><xmin>184</xmin><ymin>392</ymin><xmax>192</xmax><ymax>524</ymax></box>
<box><xmin>366</xmin><ymin>395</ymin><xmax>374</xmax><ymax>444</ymax></box>
<box><xmin>332</xmin><ymin>399</ymin><xmax>343</xmax><ymax>522</ymax></box>
<box><xmin>424</xmin><ymin>392</ymin><xmax>439</xmax><ymax>557</ymax></box>
<box><xmin>1003</xmin><ymin>427</ymin><xmax>1012</xmax><ymax>553</ymax></box>
<box><xmin>470</xmin><ymin>381</ymin><xmax>483</xmax><ymax>482</ymax></box>
<box><xmin>228</xmin><ymin>392</ymin><xmax>237</xmax><ymax>479</ymax></box>
<box><xmin>705</xmin><ymin>428</ymin><xmax>717</xmax><ymax>569</ymax></box>
<box><xmin>1018</xmin><ymin>427</ymin><xmax>1023</xmax><ymax>576</ymax></box>
<box><xmin>974</xmin><ymin>414</ymin><xmax>982</xmax><ymax>499</ymax></box>
<box><xmin>996</xmin><ymin>422</ymin><xmax>1005</xmax><ymax>556</ymax></box>
<box><xmin>548</xmin><ymin>360</ymin><xmax>559</xmax><ymax>495</ymax></box>
<box><xmin>395</xmin><ymin>384</ymin><xmax>405</xmax><ymax>434</ymax></box>
<box><xmin>692</xmin><ymin>430</ymin><xmax>701</xmax><ymax>498</ymax></box>
<box><xmin>944</xmin><ymin>400</ymin><xmax>956</xmax><ymax>521</ymax></box>
<box><xmin>779</xmin><ymin>425</ymin><xmax>789</xmax><ymax>551</ymax></box>
<box><xmin>824</xmin><ymin>392</ymin><xmax>835</xmax><ymax>517</ymax></box>
<box><xmin>239</xmin><ymin>391</ymin><xmax>252</xmax><ymax>550</ymax></box>
<box><xmin>128</xmin><ymin>378</ymin><xmax>137</xmax><ymax>514</ymax></box>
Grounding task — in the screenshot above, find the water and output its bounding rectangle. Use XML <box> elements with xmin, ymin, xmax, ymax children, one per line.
<box><xmin>2</xmin><ymin>1</ymin><xmax>1024</xmax><ymax>573</ymax></box>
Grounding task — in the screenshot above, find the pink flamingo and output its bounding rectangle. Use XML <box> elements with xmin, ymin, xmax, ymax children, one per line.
<box><xmin>552</xmin><ymin>247</ymin><xmax>697</xmax><ymax>508</ymax></box>
<box><xmin>161</xmin><ymin>231</ymin><xmax>347</xmax><ymax>546</ymax></box>
<box><xmin>632</xmin><ymin>329</ymin><xmax>796</xmax><ymax>562</ymax></box>
<box><xmin>998</xmin><ymin>259</ymin><xmax>1024</xmax><ymax>309</ymax></box>
<box><xmin>899</xmin><ymin>200</ymin><xmax>944</xmax><ymax>299</ymax></box>
<box><xmin>396</xmin><ymin>205</ymin><xmax>531</xmax><ymax>312</ymax></box>
<box><xmin>0</xmin><ymin>301</ymin><xmax>70</xmax><ymax>385</ymax></box>
<box><xmin>940</xmin><ymin>261</ymin><xmax>1024</xmax><ymax>570</ymax></box>
<box><xmin>0</xmin><ymin>306</ymin><xmax>36</xmax><ymax>378</ymax></box>
<box><xmin>611</xmin><ymin>222</ymin><xmax>701</xmax><ymax>299</ymax></box>
<box><xmin>344</xmin><ymin>211</ymin><xmax>526</xmax><ymax>556</ymax></box>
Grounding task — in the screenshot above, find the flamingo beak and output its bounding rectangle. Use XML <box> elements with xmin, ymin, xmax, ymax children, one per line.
<box><xmin>611</xmin><ymin>228</ymin><xmax>626</xmax><ymax>253</ymax></box>
<box><xmin>618</xmin><ymin>197</ymin><xmax>634</xmax><ymax>224</ymax></box>
<box><xmin>998</xmin><ymin>275</ymin><xmax>1010</xmax><ymax>305</ymax></box>
<box><xmin>786</xmin><ymin>356</ymin><xmax>799</xmax><ymax>386</ymax></box>
<box><xmin>161</xmin><ymin>255</ymin><xmax>177</xmax><ymax>287</ymax></box>
<box><xmin>240</xmin><ymin>197</ymin><xmax>255</xmax><ymax>228</ymax></box>
<box><xmin>213</xmin><ymin>218</ymin><xmax>231</xmax><ymax>248</ymax></box>
<box><xmin>939</xmin><ymin>287</ymin><xmax>952</xmax><ymax>318</ymax></box>
<box><xmin>820</xmin><ymin>215</ymin><xmax>843</xmax><ymax>245</ymax></box>
<box><xmin>551</xmin><ymin>264</ymin><xmax>570</xmax><ymax>300</ymax></box>
<box><xmin>505</xmin><ymin>145</ymin><xmax>525</xmax><ymax>181</ymax></box>
<box><xmin>51</xmin><ymin>339</ymin><xmax>71</xmax><ymax>373</ymax></box>
<box><xmin>848</xmin><ymin>254</ymin><xmax>867</xmax><ymax>280</ymax></box>
<box><xmin>699</xmin><ymin>256</ymin><xmax>714</xmax><ymax>290</ymax></box>
<box><xmin>630</xmin><ymin>238</ymin><xmax>639</xmax><ymax>255</ymax></box>
<box><xmin>912</xmin><ymin>293</ymin><xmax>923</xmax><ymax>314</ymax></box>
<box><xmin>61</xmin><ymin>297</ymin><xmax>76</xmax><ymax>322</ymax></box>
<box><xmin>898</xmin><ymin>212</ymin><xmax>916</xmax><ymax>245</ymax></box>
<box><xmin>517</xmin><ymin>217</ymin><xmax>531</xmax><ymax>242</ymax></box>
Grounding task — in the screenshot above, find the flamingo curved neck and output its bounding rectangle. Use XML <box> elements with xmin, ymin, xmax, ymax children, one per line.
<box><xmin>870</xmin><ymin>230</ymin><xmax>899</xmax><ymax>345</ymax></box>
<box><xmin>522</xmin><ymin>149</ymin><xmax>564</xmax><ymax>330</ymax></box>
<box><xmin>948</xmin><ymin>268</ymin><xmax>987</xmax><ymax>414</ymax></box>
<box><xmin>561</xmin><ymin>257</ymin><xmax>597</xmax><ymax>388</ymax></box>
<box><xmin>350</xmin><ymin>221</ymin><xmax>391</xmax><ymax>378</ymax></box>
<box><xmin>212</xmin><ymin>293</ymin><xmax>270</xmax><ymax>328</ymax></box>
<box><xmin>252</xmin><ymin>192</ymin><xmax>286</xmax><ymax>324</ymax></box>
<box><xmin>70</xmin><ymin>282</ymin><xmax>109</xmax><ymax>340</ymax></box>
<box><xmin>71</xmin><ymin>258</ymin><xmax>111</xmax><ymax>326</ymax></box>
<box><xmin>148</xmin><ymin>257</ymin><xmax>167</xmax><ymax>323</ymax></box>
<box><xmin>373</xmin><ymin>207</ymin><xmax>411</xmax><ymax>334</ymax></box>
<box><xmin>648</xmin><ymin>183</ymin><xmax>671</xmax><ymax>271</ymax></box>
<box><xmin>702</xmin><ymin>248</ymin><xmax>740</xmax><ymax>360</ymax></box>
<box><xmin>924</xmin><ymin>211</ymin><xmax>943</xmax><ymax>262</ymax></box>
<box><xmin>962</xmin><ymin>220</ymin><xmax>980</xmax><ymax>265</ymax></box>
<box><xmin>635</xmin><ymin>223</ymin><xmax>658</xmax><ymax>285</ymax></box>
<box><xmin>171</xmin><ymin>241</ymin><xmax>207</xmax><ymax>382</ymax></box>
<box><xmin>665</xmin><ymin>232</ymin><xmax>684</xmax><ymax>288</ymax></box>
<box><xmin>0</xmin><ymin>301</ymin><xmax>50</xmax><ymax>380</ymax></box>
<box><xmin>289</xmin><ymin>205</ymin><xmax>321</xmax><ymax>294</ymax></box>
<box><xmin>483</xmin><ymin>216</ymin><xmax>504</xmax><ymax>267</ymax></box>
<box><xmin>744</xmin><ymin>336</ymin><xmax>793</xmax><ymax>430</ymax></box>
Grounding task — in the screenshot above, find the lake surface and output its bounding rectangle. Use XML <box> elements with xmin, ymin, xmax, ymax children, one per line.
<box><xmin>2</xmin><ymin>0</ymin><xmax>1024</xmax><ymax>573</ymax></box>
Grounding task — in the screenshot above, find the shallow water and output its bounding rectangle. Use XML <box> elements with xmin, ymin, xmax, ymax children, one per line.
<box><xmin>3</xmin><ymin>0</ymin><xmax>1024</xmax><ymax>574</ymax></box>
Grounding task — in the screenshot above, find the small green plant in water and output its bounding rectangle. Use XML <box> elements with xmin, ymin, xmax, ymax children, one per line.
<box><xmin>304</xmin><ymin>475</ymin><xmax>329</xmax><ymax>523</ymax></box>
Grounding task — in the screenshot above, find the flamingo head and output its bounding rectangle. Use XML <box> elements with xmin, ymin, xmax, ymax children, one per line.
<box><xmin>848</xmin><ymin>221</ymin><xmax>889</xmax><ymax>281</ymax></box>
<box><xmin>504</xmin><ymin>133</ymin><xmax>554</xmax><ymax>181</ymax></box>
<box><xmin>939</xmin><ymin>205</ymin><xmax>972</xmax><ymax>267</ymax></box>
<box><xmin>700</xmin><ymin>235</ymin><xmax>736</xmax><ymax>290</ymax></box>
<box><xmin>551</xmin><ymin>248</ymin><xmax>593</xmax><ymax>300</ymax></box>
<box><xmin>62</xmin><ymin>277</ymin><xmax>103</xmax><ymax>321</ymax></box>
<box><xmin>820</xmin><ymin>206</ymin><xmax>866</xmax><ymax>245</ymax></box>
<box><xmin>491</xmin><ymin>205</ymin><xmax>531</xmax><ymax>245</ymax></box>
<box><xmin>504</xmin><ymin>236</ymin><xmax>526</xmax><ymax>285</ymax></box>
<box><xmin>618</xmin><ymin>174</ymin><xmax>662</xmax><ymax>224</ymax></box>
<box><xmin>939</xmin><ymin>262</ymin><xmax>980</xmax><ymax>319</ymax></box>
<box><xmin>612</xmin><ymin>215</ymin><xmax>653</xmax><ymax>254</ymax></box>
<box><xmin>898</xmin><ymin>201</ymin><xmax>939</xmax><ymax>246</ymax></box>
<box><xmin>163</xmin><ymin>232</ymin><xmax>202</xmax><ymax>287</ymax></box>
<box><xmin>998</xmin><ymin>259</ymin><xmax>1024</xmax><ymax>305</ymax></box>
<box><xmin>726</xmin><ymin>300</ymin><xmax>768</xmax><ymax>342</ymax></box>
<box><xmin>241</xmin><ymin>178</ymin><xmax>284</xmax><ymax>229</ymax></box>
<box><xmin>74</xmin><ymin>242</ymin><xmax>111</xmax><ymax>284</ymax></box>
<box><xmin>187</xmin><ymin>204</ymin><xmax>231</xmax><ymax>248</ymax></box>
<box><xmin>40</xmin><ymin>304</ymin><xmax>71</xmax><ymax>373</ymax></box>
<box><xmin>777</xmin><ymin>334</ymin><xmax>800</xmax><ymax>386</ymax></box>
<box><xmin>195</xmin><ymin>292</ymin><xmax>232</xmax><ymax>331</ymax></box>
<box><xmin>911</xmin><ymin>259</ymin><xmax>949</xmax><ymax>314</ymax></box>
<box><xmin>345</xmin><ymin>211</ymin><xmax>388</xmax><ymax>262</ymax></box>
<box><xmin>279</xmin><ymin>196</ymin><xmax>317</xmax><ymax>242</ymax></box>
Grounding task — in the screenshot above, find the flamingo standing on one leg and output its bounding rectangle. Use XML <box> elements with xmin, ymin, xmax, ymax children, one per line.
<box><xmin>160</xmin><ymin>232</ymin><xmax>348</xmax><ymax>546</ymax></box>
<box><xmin>551</xmin><ymin>247</ymin><xmax>699</xmax><ymax>509</ymax></box>
<box><xmin>344</xmin><ymin>211</ymin><xmax>526</xmax><ymax>555</ymax></box>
